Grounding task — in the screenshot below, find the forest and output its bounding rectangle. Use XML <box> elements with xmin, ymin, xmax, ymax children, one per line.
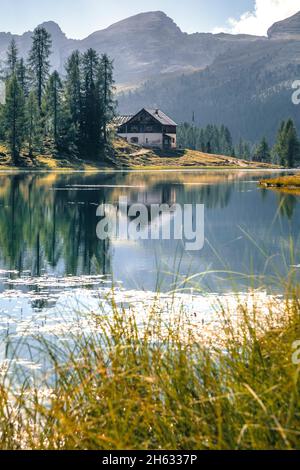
<box><xmin>178</xmin><ymin>119</ymin><xmax>300</xmax><ymax>167</ymax></box>
<box><xmin>0</xmin><ymin>28</ymin><xmax>116</xmax><ymax>164</ymax></box>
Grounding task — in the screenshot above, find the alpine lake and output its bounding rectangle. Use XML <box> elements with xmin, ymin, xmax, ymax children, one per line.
<box><xmin>0</xmin><ymin>168</ymin><xmax>300</xmax><ymax>373</ymax></box>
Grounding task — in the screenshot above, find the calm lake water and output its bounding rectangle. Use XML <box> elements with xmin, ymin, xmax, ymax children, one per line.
<box><xmin>0</xmin><ymin>170</ymin><xmax>300</xmax><ymax>290</ymax></box>
<box><xmin>0</xmin><ymin>169</ymin><xmax>300</xmax><ymax>372</ymax></box>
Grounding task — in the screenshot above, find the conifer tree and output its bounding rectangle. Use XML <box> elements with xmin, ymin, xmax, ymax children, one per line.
<box><xmin>81</xmin><ymin>49</ymin><xmax>102</xmax><ymax>159</ymax></box>
<box><xmin>99</xmin><ymin>54</ymin><xmax>116</xmax><ymax>143</ymax></box>
<box><xmin>285</xmin><ymin>119</ymin><xmax>300</xmax><ymax>168</ymax></box>
<box><xmin>43</xmin><ymin>71</ymin><xmax>63</xmax><ymax>145</ymax></box>
<box><xmin>221</xmin><ymin>126</ymin><xmax>233</xmax><ymax>156</ymax></box>
<box><xmin>177</xmin><ymin>123</ymin><xmax>234</xmax><ymax>156</ymax></box>
<box><xmin>0</xmin><ymin>103</ymin><xmax>5</xmax><ymax>140</ymax></box>
<box><xmin>26</xmin><ymin>91</ymin><xmax>42</xmax><ymax>156</ymax></box>
<box><xmin>65</xmin><ymin>50</ymin><xmax>82</xmax><ymax>149</ymax></box>
<box><xmin>17</xmin><ymin>58</ymin><xmax>29</xmax><ymax>96</ymax></box>
<box><xmin>274</xmin><ymin>119</ymin><xmax>300</xmax><ymax>168</ymax></box>
<box><xmin>28</xmin><ymin>27</ymin><xmax>52</xmax><ymax>109</ymax></box>
<box><xmin>254</xmin><ymin>137</ymin><xmax>271</xmax><ymax>162</ymax></box>
<box><xmin>6</xmin><ymin>39</ymin><xmax>18</xmax><ymax>78</ymax></box>
<box><xmin>4</xmin><ymin>74</ymin><xmax>25</xmax><ymax>163</ymax></box>
<box><xmin>1</xmin><ymin>33</ymin><xmax>116</xmax><ymax>163</ymax></box>
<box><xmin>274</xmin><ymin>121</ymin><xmax>287</xmax><ymax>166</ymax></box>
<box><xmin>236</xmin><ymin>139</ymin><xmax>244</xmax><ymax>159</ymax></box>
<box><xmin>243</xmin><ymin>142</ymin><xmax>251</xmax><ymax>161</ymax></box>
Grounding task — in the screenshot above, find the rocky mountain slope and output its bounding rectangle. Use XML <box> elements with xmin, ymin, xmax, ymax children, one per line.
<box><xmin>0</xmin><ymin>11</ymin><xmax>262</xmax><ymax>86</ymax></box>
<box><xmin>267</xmin><ymin>10</ymin><xmax>300</xmax><ymax>40</ymax></box>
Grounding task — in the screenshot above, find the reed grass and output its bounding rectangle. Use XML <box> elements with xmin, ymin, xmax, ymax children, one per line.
<box><xmin>0</xmin><ymin>287</ymin><xmax>300</xmax><ymax>450</ymax></box>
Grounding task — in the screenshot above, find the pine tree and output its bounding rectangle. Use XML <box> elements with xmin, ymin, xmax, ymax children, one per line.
<box><xmin>243</xmin><ymin>142</ymin><xmax>251</xmax><ymax>161</ymax></box>
<box><xmin>0</xmin><ymin>103</ymin><xmax>5</xmax><ymax>140</ymax></box>
<box><xmin>65</xmin><ymin>50</ymin><xmax>82</xmax><ymax>149</ymax></box>
<box><xmin>4</xmin><ymin>74</ymin><xmax>25</xmax><ymax>163</ymax></box>
<box><xmin>81</xmin><ymin>49</ymin><xmax>102</xmax><ymax>159</ymax></box>
<box><xmin>254</xmin><ymin>137</ymin><xmax>271</xmax><ymax>162</ymax></box>
<box><xmin>6</xmin><ymin>39</ymin><xmax>18</xmax><ymax>78</ymax></box>
<box><xmin>17</xmin><ymin>58</ymin><xmax>29</xmax><ymax>96</ymax></box>
<box><xmin>236</xmin><ymin>139</ymin><xmax>244</xmax><ymax>159</ymax></box>
<box><xmin>25</xmin><ymin>91</ymin><xmax>42</xmax><ymax>156</ymax></box>
<box><xmin>99</xmin><ymin>54</ymin><xmax>116</xmax><ymax>144</ymax></box>
<box><xmin>285</xmin><ymin>119</ymin><xmax>300</xmax><ymax>168</ymax></box>
<box><xmin>220</xmin><ymin>125</ymin><xmax>233</xmax><ymax>156</ymax></box>
<box><xmin>43</xmin><ymin>71</ymin><xmax>63</xmax><ymax>145</ymax></box>
<box><xmin>236</xmin><ymin>138</ymin><xmax>251</xmax><ymax>159</ymax></box>
<box><xmin>28</xmin><ymin>27</ymin><xmax>52</xmax><ymax>109</ymax></box>
<box><xmin>274</xmin><ymin>119</ymin><xmax>300</xmax><ymax>168</ymax></box>
<box><xmin>1</xmin><ymin>40</ymin><xmax>116</xmax><ymax>163</ymax></box>
<box><xmin>177</xmin><ymin>123</ymin><xmax>234</xmax><ymax>156</ymax></box>
<box><xmin>274</xmin><ymin>121</ymin><xmax>287</xmax><ymax>166</ymax></box>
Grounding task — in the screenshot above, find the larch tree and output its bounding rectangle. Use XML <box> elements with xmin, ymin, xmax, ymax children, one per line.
<box><xmin>6</xmin><ymin>39</ymin><xmax>18</xmax><ymax>78</ymax></box>
<box><xmin>65</xmin><ymin>50</ymin><xmax>83</xmax><ymax>149</ymax></box>
<box><xmin>26</xmin><ymin>90</ymin><xmax>42</xmax><ymax>156</ymax></box>
<box><xmin>81</xmin><ymin>49</ymin><xmax>102</xmax><ymax>159</ymax></box>
<box><xmin>99</xmin><ymin>54</ymin><xmax>116</xmax><ymax>144</ymax></box>
<box><xmin>17</xmin><ymin>58</ymin><xmax>29</xmax><ymax>96</ymax></box>
<box><xmin>254</xmin><ymin>137</ymin><xmax>271</xmax><ymax>162</ymax></box>
<box><xmin>274</xmin><ymin>119</ymin><xmax>300</xmax><ymax>168</ymax></box>
<box><xmin>285</xmin><ymin>119</ymin><xmax>300</xmax><ymax>168</ymax></box>
<box><xmin>4</xmin><ymin>74</ymin><xmax>25</xmax><ymax>163</ymax></box>
<box><xmin>43</xmin><ymin>71</ymin><xmax>63</xmax><ymax>145</ymax></box>
<box><xmin>28</xmin><ymin>27</ymin><xmax>52</xmax><ymax>109</ymax></box>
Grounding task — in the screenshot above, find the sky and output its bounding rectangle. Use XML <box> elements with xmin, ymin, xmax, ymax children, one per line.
<box><xmin>0</xmin><ymin>0</ymin><xmax>299</xmax><ymax>38</ymax></box>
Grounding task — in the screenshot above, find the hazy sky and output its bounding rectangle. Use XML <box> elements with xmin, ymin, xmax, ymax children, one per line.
<box><xmin>0</xmin><ymin>0</ymin><xmax>299</xmax><ymax>38</ymax></box>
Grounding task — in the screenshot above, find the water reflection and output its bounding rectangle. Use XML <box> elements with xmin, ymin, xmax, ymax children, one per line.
<box><xmin>0</xmin><ymin>170</ymin><xmax>299</xmax><ymax>296</ymax></box>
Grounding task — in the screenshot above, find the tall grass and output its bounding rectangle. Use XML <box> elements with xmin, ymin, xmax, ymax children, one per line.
<box><xmin>0</xmin><ymin>288</ymin><xmax>300</xmax><ymax>450</ymax></box>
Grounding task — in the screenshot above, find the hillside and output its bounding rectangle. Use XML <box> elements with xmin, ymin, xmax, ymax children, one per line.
<box><xmin>0</xmin><ymin>139</ymin><xmax>277</xmax><ymax>171</ymax></box>
<box><xmin>111</xmin><ymin>138</ymin><xmax>276</xmax><ymax>170</ymax></box>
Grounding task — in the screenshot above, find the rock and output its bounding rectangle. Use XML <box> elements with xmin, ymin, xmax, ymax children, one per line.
<box><xmin>268</xmin><ymin>11</ymin><xmax>300</xmax><ymax>40</ymax></box>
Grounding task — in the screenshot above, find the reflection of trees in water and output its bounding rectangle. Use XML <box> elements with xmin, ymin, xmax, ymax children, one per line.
<box><xmin>156</xmin><ymin>183</ymin><xmax>232</xmax><ymax>209</ymax></box>
<box><xmin>112</xmin><ymin>171</ymin><xmax>263</xmax><ymax>212</ymax></box>
<box><xmin>0</xmin><ymin>172</ymin><xmax>233</xmax><ymax>278</ymax></box>
<box><xmin>0</xmin><ymin>174</ymin><xmax>32</xmax><ymax>273</ymax></box>
<box><xmin>0</xmin><ymin>174</ymin><xmax>112</xmax><ymax>277</ymax></box>
<box><xmin>112</xmin><ymin>174</ymin><xmax>233</xmax><ymax>210</ymax></box>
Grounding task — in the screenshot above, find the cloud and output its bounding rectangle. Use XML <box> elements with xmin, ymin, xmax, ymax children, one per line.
<box><xmin>214</xmin><ymin>0</ymin><xmax>300</xmax><ymax>36</ymax></box>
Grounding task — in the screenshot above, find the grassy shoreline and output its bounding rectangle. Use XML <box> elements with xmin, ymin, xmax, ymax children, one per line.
<box><xmin>260</xmin><ymin>175</ymin><xmax>300</xmax><ymax>188</ymax></box>
<box><xmin>0</xmin><ymin>140</ymin><xmax>280</xmax><ymax>172</ymax></box>
<box><xmin>259</xmin><ymin>174</ymin><xmax>300</xmax><ymax>195</ymax></box>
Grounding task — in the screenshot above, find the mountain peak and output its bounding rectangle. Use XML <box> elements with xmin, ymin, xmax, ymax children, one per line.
<box><xmin>103</xmin><ymin>10</ymin><xmax>182</xmax><ymax>35</ymax></box>
<box><xmin>37</xmin><ymin>21</ymin><xmax>66</xmax><ymax>38</ymax></box>
<box><xmin>268</xmin><ymin>11</ymin><xmax>300</xmax><ymax>39</ymax></box>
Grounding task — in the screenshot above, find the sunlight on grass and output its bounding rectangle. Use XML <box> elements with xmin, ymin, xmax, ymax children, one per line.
<box><xmin>259</xmin><ymin>175</ymin><xmax>300</xmax><ymax>196</ymax></box>
<box><xmin>0</xmin><ymin>285</ymin><xmax>300</xmax><ymax>450</ymax></box>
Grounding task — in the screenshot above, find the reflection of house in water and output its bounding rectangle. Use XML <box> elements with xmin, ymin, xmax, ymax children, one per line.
<box><xmin>116</xmin><ymin>108</ymin><xmax>177</xmax><ymax>150</ymax></box>
<box><xmin>114</xmin><ymin>186</ymin><xmax>179</xmax><ymax>241</ymax></box>
<box><xmin>125</xmin><ymin>186</ymin><xmax>177</xmax><ymax>206</ymax></box>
